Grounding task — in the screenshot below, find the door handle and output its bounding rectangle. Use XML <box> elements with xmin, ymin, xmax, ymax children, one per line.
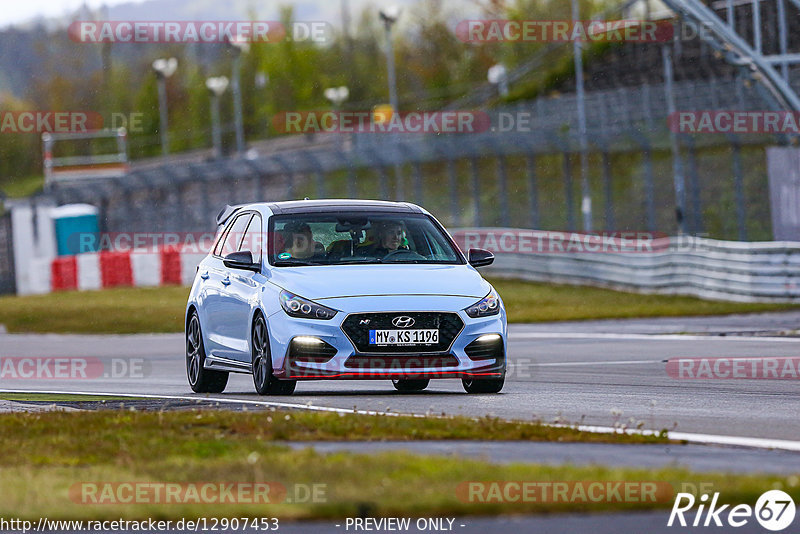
<box><xmin>200</xmin><ymin>272</ymin><xmax>210</xmax><ymax>280</ymax></box>
<box><xmin>221</xmin><ymin>277</ymin><xmax>231</xmax><ymax>286</ymax></box>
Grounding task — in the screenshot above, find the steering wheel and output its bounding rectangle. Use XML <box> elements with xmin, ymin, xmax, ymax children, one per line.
<box><xmin>383</xmin><ymin>248</ymin><xmax>426</xmax><ymax>261</ymax></box>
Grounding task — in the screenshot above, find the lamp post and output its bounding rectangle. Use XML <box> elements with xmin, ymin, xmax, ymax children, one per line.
<box><xmin>206</xmin><ymin>76</ymin><xmax>229</xmax><ymax>159</ymax></box>
<box><xmin>226</xmin><ymin>35</ymin><xmax>249</xmax><ymax>155</ymax></box>
<box><xmin>572</xmin><ymin>0</ymin><xmax>593</xmax><ymax>232</ymax></box>
<box><xmin>487</xmin><ymin>63</ymin><xmax>509</xmax><ymax>98</ymax></box>
<box><xmin>152</xmin><ymin>57</ymin><xmax>177</xmax><ymax>156</ymax></box>
<box><xmin>324</xmin><ymin>86</ymin><xmax>349</xmax><ymax>108</ymax></box>
<box><xmin>325</xmin><ymin>86</ymin><xmax>350</xmax><ymax>149</ymax></box>
<box><xmin>379</xmin><ymin>6</ymin><xmax>401</xmax><ymax>113</ymax></box>
<box><xmin>379</xmin><ymin>7</ymin><xmax>404</xmax><ymax>200</ymax></box>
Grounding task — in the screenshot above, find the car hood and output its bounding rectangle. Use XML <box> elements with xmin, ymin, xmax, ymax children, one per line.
<box><xmin>266</xmin><ymin>264</ymin><xmax>491</xmax><ymax>300</ymax></box>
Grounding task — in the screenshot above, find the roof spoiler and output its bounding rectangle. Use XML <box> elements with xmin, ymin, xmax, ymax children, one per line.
<box><xmin>216</xmin><ymin>204</ymin><xmax>244</xmax><ymax>226</ymax></box>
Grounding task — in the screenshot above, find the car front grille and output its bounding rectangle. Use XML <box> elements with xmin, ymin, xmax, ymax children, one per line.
<box><xmin>341</xmin><ymin>312</ymin><xmax>464</xmax><ymax>354</ymax></box>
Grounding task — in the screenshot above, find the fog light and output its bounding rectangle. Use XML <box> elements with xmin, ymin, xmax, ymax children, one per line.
<box><xmin>465</xmin><ymin>334</ymin><xmax>504</xmax><ymax>361</ymax></box>
<box><xmin>289</xmin><ymin>337</ymin><xmax>337</xmax><ymax>364</ymax></box>
<box><xmin>294</xmin><ymin>336</ymin><xmax>324</xmax><ymax>345</ymax></box>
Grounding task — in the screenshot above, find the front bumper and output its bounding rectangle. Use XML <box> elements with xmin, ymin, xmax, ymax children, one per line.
<box><xmin>267</xmin><ymin>296</ymin><xmax>507</xmax><ymax>380</ymax></box>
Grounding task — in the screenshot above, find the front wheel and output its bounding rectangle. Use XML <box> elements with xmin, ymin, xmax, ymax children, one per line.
<box><xmin>186</xmin><ymin>312</ymin><xmax>228</xmax><ymax>393</ymax></box>
<box><xmin>392</xmin><ymin>379</ymin><xmax>430</xmax><ymax>392</ymax></box>
<box><xmin>252</xmin><ymin>315</ymin><xmax>296</xmax><ymax>396</ymax></box>
<box><xmin>462</xmin><ymin>375</ymin><xmax>504</xmax><ymax>394</ymax></box>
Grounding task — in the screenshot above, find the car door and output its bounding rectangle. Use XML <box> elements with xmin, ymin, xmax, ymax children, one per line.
<box><xmin>203</xmin><ymin>212</ymin><xmax>253</xmax><ymax>360</ymax></box>
<box><xmin>223</xmin><ymin>212</ymin><xmax>265</xmax><ymax>362</ymax></box>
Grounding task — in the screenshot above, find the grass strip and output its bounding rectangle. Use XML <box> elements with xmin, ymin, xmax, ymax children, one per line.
<box><xmin>491</xmin><ymin>278</ymin><xmax>799</xmax><ymax>323</ymax></box>
<box><xmin>0</xmin><ymin>409</ymin><xmax>668</xmax><ymax>455</ymax></box>
<box><xmin>0</xmin><ymin>410</ymin><xmax>795</xmax><ymax>521</ymax></box>
<box><xmin>0</xmin><ymin>282</ymin><xmax>796</xmax><ymax>334</ymax></box>
<box><xmin>0</xmin><ymin>393</ymin><xmax>134</xmax><ymax>402</ymax></box>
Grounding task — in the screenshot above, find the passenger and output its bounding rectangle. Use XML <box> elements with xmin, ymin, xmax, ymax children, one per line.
<box><xmin>281</xmin><ymin>222</ymin><xmax>325</xmax><ymax>260</ymax></box>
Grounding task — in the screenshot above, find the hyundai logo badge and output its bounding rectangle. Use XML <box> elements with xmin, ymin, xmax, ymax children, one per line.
<box><xmin>392</xmin><ymin>316</ymin><xmax>415</xmax><ymax>328</ymax></box>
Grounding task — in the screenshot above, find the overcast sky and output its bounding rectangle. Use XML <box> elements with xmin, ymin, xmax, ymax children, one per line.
<box><xmin>2</xmin><ymin>0</ymin><xmax>476</xmax><ymax>30</ymax></box>
<box><xmin>1</xmin><ymin>0</ymin><xmax>148</xmax><ymax>27</ymax></box>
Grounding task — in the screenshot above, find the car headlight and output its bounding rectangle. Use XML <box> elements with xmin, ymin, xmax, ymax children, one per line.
<box><xmin>280</xmin><ymin>290</ymin><xmax>338</xmax><ymax>320</ymax></box>
<box><xmin>465</xmin><ymin>289</ymin><xmax>501</xmax><ymax>318</ymax></box>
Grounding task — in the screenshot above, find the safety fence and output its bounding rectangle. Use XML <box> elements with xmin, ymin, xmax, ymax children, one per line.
<box><xmin>451</xmin><ymin>229</ymin><xmax>800</xmax><ymax>302</ymax></box>
<box><xmin>46</xmin><ymin>121</ymin><xmax>782</xmax><ymax>245</ymax></box>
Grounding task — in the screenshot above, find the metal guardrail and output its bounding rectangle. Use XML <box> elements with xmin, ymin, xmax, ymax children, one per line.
<box><xmin>453</xmin><ymin>229</ymin><xmax>800</xmax><ymax>302</ymax></box>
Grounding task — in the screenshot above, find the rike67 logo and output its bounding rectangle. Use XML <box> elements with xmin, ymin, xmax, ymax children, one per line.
<box><xmin>668</xmin><ymin>490</ymin><xmax>796</xmax><ymax>531</ymax></box>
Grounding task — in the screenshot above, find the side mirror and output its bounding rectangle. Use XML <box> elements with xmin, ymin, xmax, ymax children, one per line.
<box><xmin>468</xmin><ymin>248</ymin><xmax>494</xmax><ymax>268</ymax></box>
<box><xmin>223</xmin><ymin>250</ymin><xmax>261</xmax><ymax>272</ymax></box>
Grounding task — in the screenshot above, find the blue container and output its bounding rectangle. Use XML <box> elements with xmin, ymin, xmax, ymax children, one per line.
<box><xmin>52</xmin><ymin>204</ymin><xmax>100</xmax><ymax>256</ymax></box>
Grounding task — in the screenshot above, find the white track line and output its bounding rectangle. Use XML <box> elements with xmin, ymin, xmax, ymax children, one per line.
<box><xmin>553</xmin><ymin>423</ymin><xmax>800</xmax><ymax>452</ymax></box>
<box><xmin>532</xmin><ymin>360</ymin><xmax>660</xmax><ymax>367</ymax></box>
<box><xmin>3</xmin><ymin>388</ymin><xmax>800</xmax><ymax>452</ymax></box>
<box><xmin>510</xmin><ymin>332</ymin><xmax>800</xmax><ymax>343</ymax></box>
<box><xmin>0</xmin><ymin>389</ymin><xmax>406</xmax><ymax>417</ymax></box>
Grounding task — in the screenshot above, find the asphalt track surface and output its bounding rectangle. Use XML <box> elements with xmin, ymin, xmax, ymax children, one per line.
<box><xmin>2</xmin><ymin>311</ymin><xmax>799</xmax><ymax>441</ymax></box>
<box><xmin>2</xmin><ymin>312</ymin><xmax>800</xmax><ymax>533</ymax></box>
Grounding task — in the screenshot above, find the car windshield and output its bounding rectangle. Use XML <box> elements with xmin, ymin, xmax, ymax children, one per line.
<box><xmin>268</xmin><ymin>213</ymin><xmax>463</xmax><ymax>266</ymax></box>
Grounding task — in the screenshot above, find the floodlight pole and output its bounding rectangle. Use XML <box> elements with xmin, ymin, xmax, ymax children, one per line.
<box><xmin>573</xmin><ymin>0</ymin><xmax>593</xmax><ymax>232</ymax></box>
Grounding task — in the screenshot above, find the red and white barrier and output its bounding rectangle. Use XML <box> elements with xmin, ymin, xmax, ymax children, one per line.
<box><xmin>41</xmin><ymin>248</ymin><xmax>204</xmax><ymax>293</ymax></box>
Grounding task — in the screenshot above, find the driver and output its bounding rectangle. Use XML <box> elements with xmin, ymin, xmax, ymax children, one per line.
<box><xmin>360</xmin><ymin>220</ymin><xmax>407</xmax><ymax>257</ymax></box>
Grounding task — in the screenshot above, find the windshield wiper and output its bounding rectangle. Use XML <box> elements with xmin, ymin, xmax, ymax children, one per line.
<box><xmin>335</xmin><ymin>258</ymin><xmax>383</xmax><ymax>264</ymax></box>
<box><xmin>273</xmin><ymin>259</ymin><xmax>323</xmax><ymax>267</ymax></box>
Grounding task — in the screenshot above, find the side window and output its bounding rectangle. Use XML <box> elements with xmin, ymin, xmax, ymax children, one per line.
<box><xmin>240</xmin><ymin>214</ymin><xmax>263</xmax><ymax>261</ymax></box>
<box><xmin>218</xmin><ymin>214</ymin><xmax>252</xmax><ymax>257</ymax></box>
<box><xmin>212</xmin><ymin>225</ymin><xmax>228</xmax><ymax>256</ymax></box>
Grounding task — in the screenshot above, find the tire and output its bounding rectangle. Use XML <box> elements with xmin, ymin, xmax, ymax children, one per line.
<box><xmin>186</xmin><ymin>312</ymin><xmax>228</xmax><ymax>393</ymax></box>
<box><xmin>462</xmin><ymin>375</ymin><xmax>505</xmax><ymax>394</ymax></box>
<box><xmin>392</xmin><ymin>379</ymin><xmax>430</xmax><ymax>392</ymax></box>
<box><xmin>252</xmin><ymin>315</ymin><xmax>297</xmax><ymax>395</ymax></box>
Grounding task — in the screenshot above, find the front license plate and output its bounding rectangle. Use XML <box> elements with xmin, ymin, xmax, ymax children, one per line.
<box><xmin>369</xmin><ymin>329</ymin><xmax>439</xmax><ymax>346</ymax></box>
